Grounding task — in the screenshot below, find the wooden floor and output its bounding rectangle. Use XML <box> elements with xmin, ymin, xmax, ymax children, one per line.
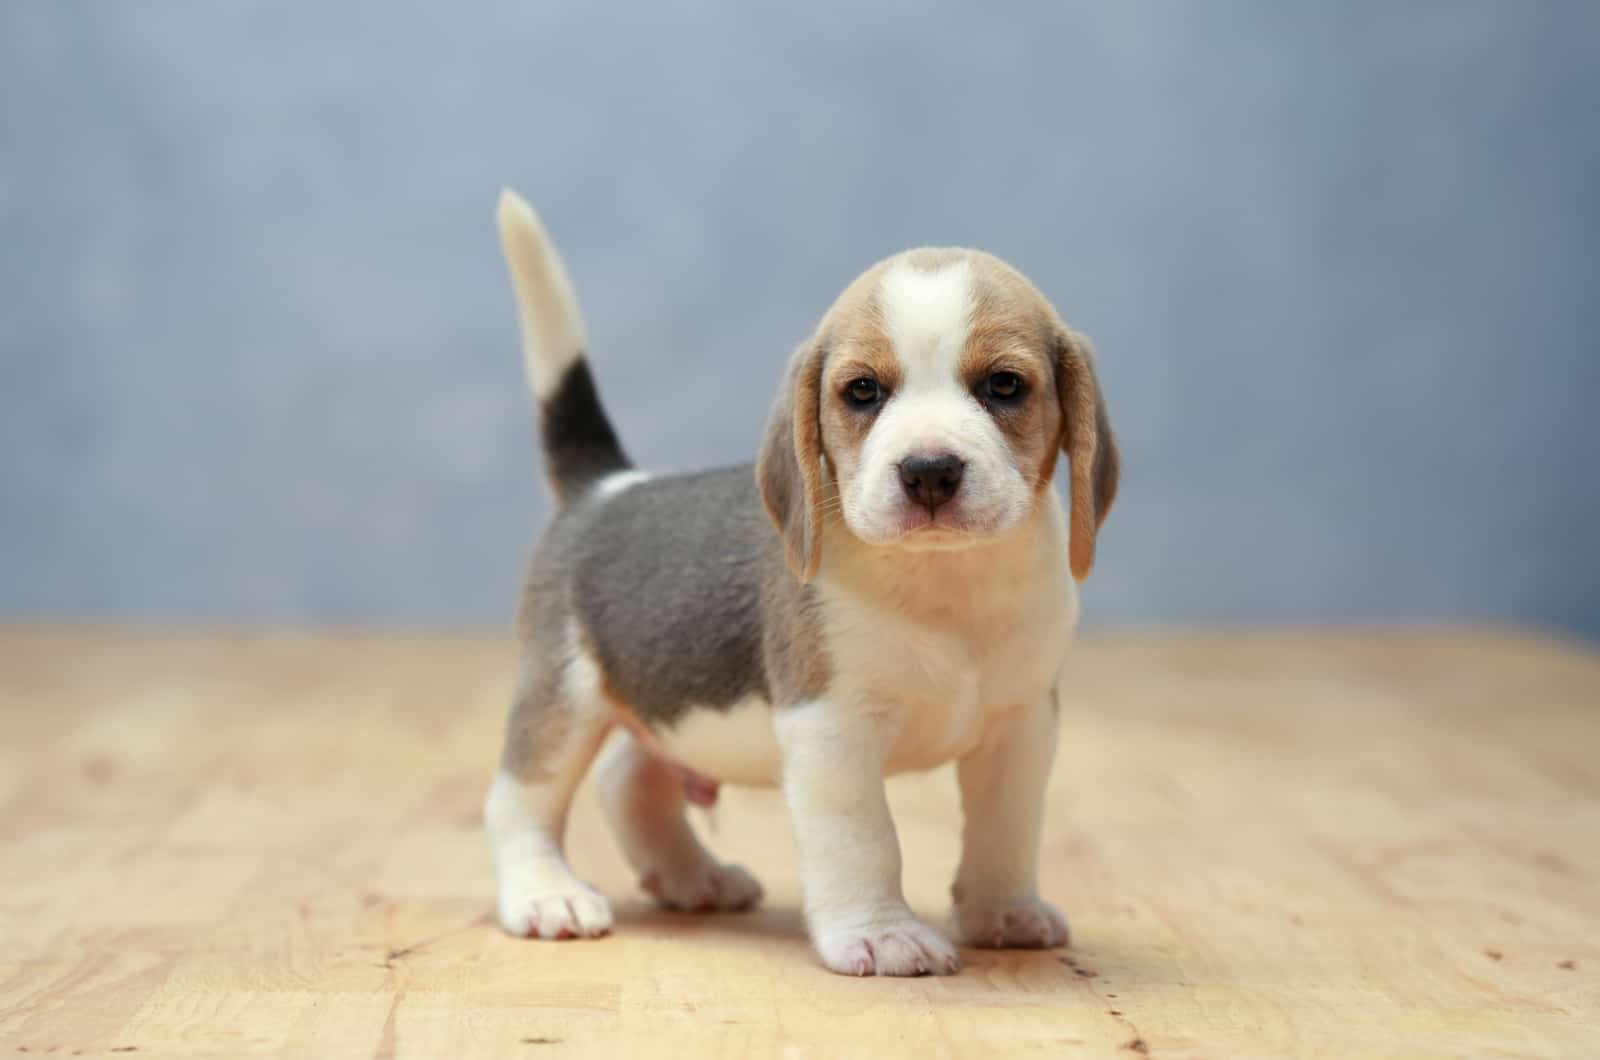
<box><xmin>1</xmin><ymin>629</ymin><xmax>1596</xmax><ymax>1058</ymax></box>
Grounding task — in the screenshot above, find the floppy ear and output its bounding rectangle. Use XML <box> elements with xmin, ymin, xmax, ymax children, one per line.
<box><xmin>1055</xmin><ymin>329</ymin><xmax>1120</xmax><ymax>581</ymax></box>
<box><xmin>756</xmin><ymin>341</ymin><xmax>827</xmax><ymax>580</ymax></box>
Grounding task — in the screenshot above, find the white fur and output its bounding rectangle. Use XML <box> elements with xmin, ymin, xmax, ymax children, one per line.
<box><xmin>489</xmin><ymin>630</ymin><xmax>767</xmax><ymax>925</ymax></box>
<box><xmin>648</xmin><ymin>694</ymin><xmax>782</xmax><ymax>786</ymax></box>
<box><xmin>484</xmin><ymin>619</ymin><xmax>616</xmax><ymax>939</ymax></box>
<box><xmin>560</xmin><ymin>617</ymin><xmax>603</xmax><ymax>703</ymax></box>
<box><xmin>484</xmin><ymin>768</ymin><xmax>614</xmax><ymax>938</ymax></box>
<box><xmin>820</xmin><ymin>494</ymin><xmax>1076</xmax><ymax>765</ymax></box>
<box><xmin>949</xmin><ymin>695</ymin><xmax>1071</xmax><ymax>948</ymax></box>
<box><xmin>878</xmin><ymin>259</ymin><xmax>975</xmax><ymax>377</ymax></box>
<box><xmin>774</xmin><ymin>699</ymin><xmax>962</xmax><ymax>976</ymax></box>
<box><xmin>497</xmin><ymin>189</ymin><xmax>587</xmax><ymax>402</ymax></box>
<box><xmin>843</xmin><ymin>260</ymin><xmax>1034</xmax><ymax>545</ymax></box>
<box><xmin>589</xmin><ymin>469</ymin><xmax>652</xmax><ymax>501</ymax></box>
<box><xmin>762</xmin><ymin>496</ymin><xmax>1077</xmax><ymax>973</ymax></box>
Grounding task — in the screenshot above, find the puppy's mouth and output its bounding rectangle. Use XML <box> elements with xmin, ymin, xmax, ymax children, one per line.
<box><xmin>841</xmin><ymin>484</ymin><xmax>1027</xmax><ymax>549</ymax></box>
<box><xmin>886</xmin><ymin>501</ymin><xmax>997</xmax><ymax>542</ymax></box>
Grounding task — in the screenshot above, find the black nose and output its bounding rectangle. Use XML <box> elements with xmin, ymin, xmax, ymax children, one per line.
<box><xmin>899</xmin><ymin>453</ymin><xmax>965</xmax><ymax>512</ymax></box>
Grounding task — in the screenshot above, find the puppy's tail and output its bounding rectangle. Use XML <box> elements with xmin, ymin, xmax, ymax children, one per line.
<box><xmin>497</xmin><ymin>188</ymin><xmax>630</xmax><ymax>504</ymax></box>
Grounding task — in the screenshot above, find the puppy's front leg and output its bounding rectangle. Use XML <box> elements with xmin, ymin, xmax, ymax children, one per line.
<box><xmin>950</xmin><ymin>692</ymin><xmax>1071</xmax><ymax>949</ymax></box>
<box><xmin>775</xmin><ymin>701</ymin><xmax>961</xmax><ymax>976</ymax></box>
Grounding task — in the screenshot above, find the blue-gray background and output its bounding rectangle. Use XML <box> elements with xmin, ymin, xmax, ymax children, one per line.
<box><xmin>3</xmin><ymin>2</ymin><xmax>1597</xmax><ymax>635</ymax></box>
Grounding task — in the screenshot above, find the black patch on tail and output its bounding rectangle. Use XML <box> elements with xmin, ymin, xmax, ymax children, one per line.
<box><xmin>540</xmin><ymin>358</ymin><xmax>630</xmax><ymax>502</ymax></box>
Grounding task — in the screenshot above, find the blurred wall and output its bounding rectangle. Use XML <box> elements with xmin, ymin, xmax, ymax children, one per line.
<box><xmin>2</xmin><ymin>1</ymin><xmax>1597</xmax><ymax>634</ymax></box>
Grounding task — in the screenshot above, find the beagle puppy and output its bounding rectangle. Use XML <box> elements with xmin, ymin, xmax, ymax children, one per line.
<box><xmin>484</xmin><ymin>189</ymin><xmax>1119</xmax><ymax>977</ymax></box>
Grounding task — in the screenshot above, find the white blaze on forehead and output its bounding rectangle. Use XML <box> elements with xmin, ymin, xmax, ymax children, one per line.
<box><xmin>877</xmin><ymin>260</ymin><xmax>975</xmax><ymax>385</ymax></box>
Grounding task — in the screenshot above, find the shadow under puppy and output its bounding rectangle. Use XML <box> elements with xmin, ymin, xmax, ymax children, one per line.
<box><xmin>485</xmin><ymin>189</ymin><xmax>1119</xmax><ymax>977</ymax></box>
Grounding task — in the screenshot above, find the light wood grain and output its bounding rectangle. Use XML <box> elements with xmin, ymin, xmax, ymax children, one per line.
<box><xmin>0</xmin><ymin>628</ymin><xmax>1595</xmax><ymax>1058</ymax></box>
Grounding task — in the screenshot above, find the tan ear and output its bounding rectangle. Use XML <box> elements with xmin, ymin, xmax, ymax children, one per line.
<box><xmin>1056</xmin><ymin>329</ymin><xmax>1120</xmax><ymax>581</ymax></box>
<box><xmin>756</xmin><ymin>341</ymin><xmax>827</xmax><ymax>580</ymax></box>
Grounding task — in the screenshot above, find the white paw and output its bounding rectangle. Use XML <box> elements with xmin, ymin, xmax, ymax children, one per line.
<box><xmin>498</xmin><ymin>880</ymin><xmax>613</xmax><ymax>940</ymax></box>
<box><xmin>641</xmin><ymin>860</ymin><xmax>764</xmax><ymax>912</ymax></box>
<box><xmin>813</xmin><ymin>910</ymin><xmax>962</xmax><ymax>977</ymax></box>
<box><xmin>953</xmin><ymin>896</ymin><xmax>1070</xmax><ymax>949</ymax></box>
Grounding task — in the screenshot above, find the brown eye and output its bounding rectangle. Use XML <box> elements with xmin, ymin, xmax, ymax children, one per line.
<box><xmin>984</xmin><ymin>371</ymin><xmax>1024</xmax><ymax>401</ymax></box>
<box><xmin>846</xmin><ymin>378</ymin><xmax>883</xmax><ymax>406</ymax></box>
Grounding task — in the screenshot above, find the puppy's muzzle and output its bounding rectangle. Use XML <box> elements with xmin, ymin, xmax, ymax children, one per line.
<box><xmin>898</xmin><ymin>453</ymin><xmax>966</xmax><ymax>514</ymax></box>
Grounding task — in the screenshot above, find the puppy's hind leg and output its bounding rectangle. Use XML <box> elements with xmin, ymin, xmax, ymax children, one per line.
<box><xmin>484</xmin><ymin>656</ymin><xmax>614</xmax><ymax>940</ymax></box>
<box><xmin>595</xmin><ymin>731</ymin><xmax>763</xmax><ymax>912</ymax></box>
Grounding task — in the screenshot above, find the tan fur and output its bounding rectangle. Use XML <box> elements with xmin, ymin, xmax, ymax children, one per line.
<box><xmin>756</xmin><ymin>342</ymin><xmax>828</xmax><ymax>580</ymax></box>
<box><xmin>763</xmin><ymin>564</ymin><xmax>832</xmax><ymax>704</ymax></box>
<box><xmin>960</xmin><ymin>255</ymin><xmax>1100</xmax><ymax>514</ymax></box>
<box><xmin>964</xmin><ymin>292</ymin><xmax>1062</xmax><ymax>497</ymax></box>
<box><xmin>1055</xmin><ymin>330</ymin><xmax>1118</xmax><ymax>579</ymax></box>
<box><xmin>818</xmin><ymin>320</ymin><xmax>901</xmax><ymax>475</ymax></box>
<box><xmin>807</xmin><ymin>262</ymin><xmax>900</xmax><ymax>526</ymax></box>
<box><xmin>895</xmin><ymin>246</ymin><xmax>968</xmax><ymax>274</ymax></box>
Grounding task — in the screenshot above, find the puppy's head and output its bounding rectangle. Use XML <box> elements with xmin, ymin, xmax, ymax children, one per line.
<box><xmin>758</xmin><ymin>249</ymin><xmax>1119</xmax><ymax>582</ymax></box>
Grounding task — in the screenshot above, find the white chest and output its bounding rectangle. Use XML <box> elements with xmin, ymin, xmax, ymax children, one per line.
<box><xmin>818</xmin><ymin>565</ymin><xmax>1075</xmax><ymax>775</ymax></box>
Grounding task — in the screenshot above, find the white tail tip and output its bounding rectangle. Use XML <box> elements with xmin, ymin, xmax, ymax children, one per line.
<box><xmin>497</xmin><ymin>188</ymin><xmax>587</xmax><ymax>402</ymax></box>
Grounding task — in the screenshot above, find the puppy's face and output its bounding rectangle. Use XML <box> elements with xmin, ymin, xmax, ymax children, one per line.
<box><xmin>759</xmin><ymin>248</ymin><xmax>1118</xmax><ymax>581</ymax></box>
<box><xmin>819</xmin><ymin>252</ymin><xmax>1062</xmax><ymax>548</ymax></box>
